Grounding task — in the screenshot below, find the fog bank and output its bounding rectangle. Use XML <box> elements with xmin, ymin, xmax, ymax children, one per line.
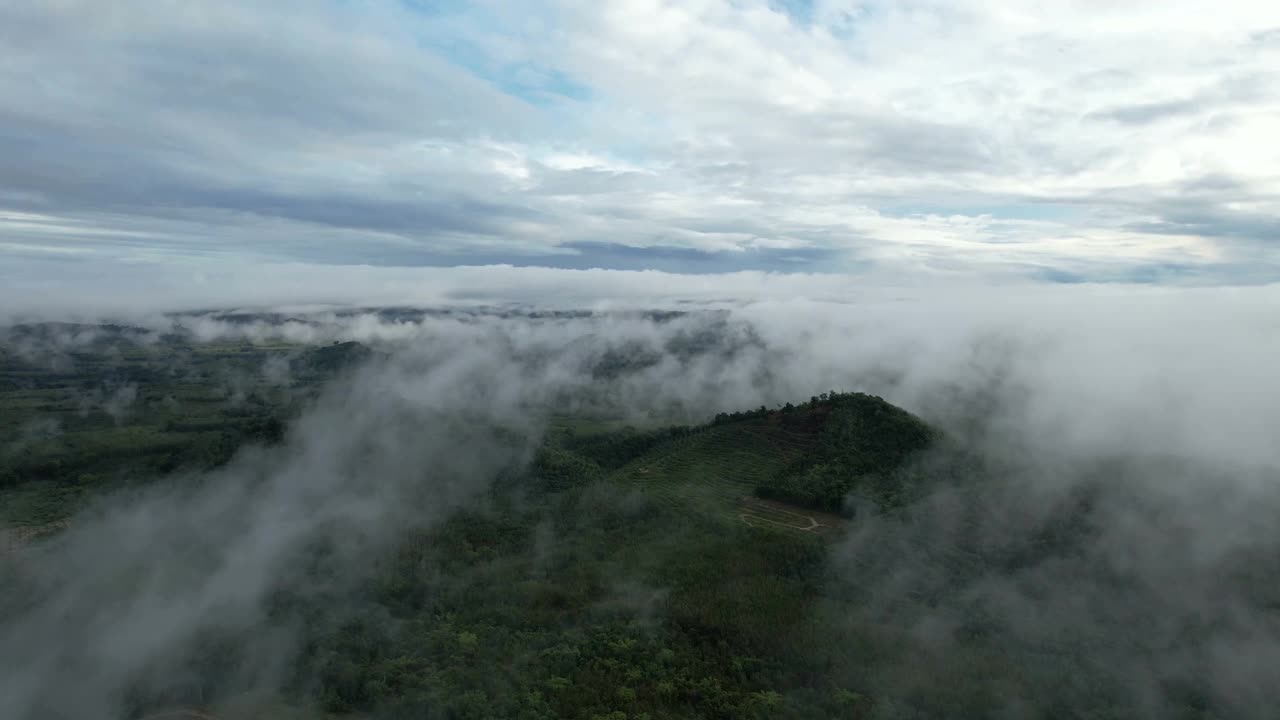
<box><xmin>2</xmin><ymin>284</ymin><xmax>1278</xmax><ymax>718</ymax></box>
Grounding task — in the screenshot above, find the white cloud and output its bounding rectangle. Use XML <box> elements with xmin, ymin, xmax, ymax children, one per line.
<box><xmin>1</xmin><ymin>254</ymin><xmax>1276</xmax><ymax>325</ymax></box>
<box><xmin>0</xmin><ymin>0</ymin><xmax>1276</xmax><ymax>278</ymax></box>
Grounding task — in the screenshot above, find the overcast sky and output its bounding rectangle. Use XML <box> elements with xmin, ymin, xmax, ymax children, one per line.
<box><xmin>2</xmin><ymin>0</ymin><xmax>1278</xmax><ymax>299</ymax></box>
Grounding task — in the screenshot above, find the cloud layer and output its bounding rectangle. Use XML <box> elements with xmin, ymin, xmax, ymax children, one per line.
<box><xmin>1</xmin><ymin>0</ymin><xmax>1277</xmax><ymax>281</ymax></box>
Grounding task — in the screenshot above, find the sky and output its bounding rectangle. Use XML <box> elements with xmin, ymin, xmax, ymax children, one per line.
<box><xmin>1</xmin><ymin>0</ymin><xmax>1279</xmax><ymax>300</ymax></box>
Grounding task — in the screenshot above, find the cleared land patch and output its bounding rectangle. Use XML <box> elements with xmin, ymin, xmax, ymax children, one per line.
<box><xmin>607</xmin><ymin>417</ymin><xmax>839</xmax><ymax>535</ymax></box>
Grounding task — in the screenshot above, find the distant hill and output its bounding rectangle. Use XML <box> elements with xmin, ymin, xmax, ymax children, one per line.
<box><xmin>296</xmin><ymin>341</ymin><xmax>374</xmax><ymax>375</ymax></box>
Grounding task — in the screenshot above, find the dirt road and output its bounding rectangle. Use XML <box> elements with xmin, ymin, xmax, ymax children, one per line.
<box><xmin>737</xmin><ymin>497</ymin><xmax>844</xmax><ymax>533</ymax></box>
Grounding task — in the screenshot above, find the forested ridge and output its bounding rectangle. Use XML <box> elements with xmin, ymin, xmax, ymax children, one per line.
<box><xmin>289</xmin><ymin>394</ymin><xmax>910</xmax><ymax>719</ymax></box>
<box><xmin>278</xmin><ymin>395</ymin><xmax>1260</xmax><ymax>720</ymax></box>
<box><xmin>3</xmin><ymin>337</ymin><xmax>1266</xmax><ymax>719</ymax></box>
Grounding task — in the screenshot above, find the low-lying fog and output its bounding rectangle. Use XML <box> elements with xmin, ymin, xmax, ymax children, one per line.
<box><xmin>3</xmin><ymin>277</ymin><xmax>1278</xmax><ymax>718</ymax></box>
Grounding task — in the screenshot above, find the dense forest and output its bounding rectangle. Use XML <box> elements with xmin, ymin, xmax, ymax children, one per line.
<box><xmin>114</xmin><ymin>394</ymin><xmax>920</xmax><ymax>719</ymax></box>
<box><xmin>2</xmin><ymin>323</ymin><xmax>1272</xmax><ymax>720</ymax></box>
<box><xmin>742</xmin><ymin>393</ymin><xmax>937</xmax><ymax>514</ymax></box>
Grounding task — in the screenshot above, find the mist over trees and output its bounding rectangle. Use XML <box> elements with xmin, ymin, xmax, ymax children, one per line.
<box><xmin>2</xmin><ymin>292</ymin><xmax>1279</xmax><ymax>719</ymax></box>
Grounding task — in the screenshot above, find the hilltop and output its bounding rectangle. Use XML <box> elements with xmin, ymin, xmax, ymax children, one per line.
<box><xmin>540</xmin><ymin>391</ymin><xmax>938</xmax><ymax>532</ymax></box>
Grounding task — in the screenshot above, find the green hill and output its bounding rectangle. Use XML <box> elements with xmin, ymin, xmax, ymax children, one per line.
<box><xmin>9</xmin><ymin>381</ymin><xmax>1249</xmax><ymax>720</ymax></box>
<box><xmin>281</xmin><ymin>394</ymin><xmax>956</xmax><ymax>719</ymax></box>
<box><xmin>543</xmin><ymin>391</ymin><xmax>937</xmax><ymax>531</ymax></box>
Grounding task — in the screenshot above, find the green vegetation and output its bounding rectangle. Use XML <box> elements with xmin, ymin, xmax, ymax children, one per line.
<box><xmin>3</xmin><ymin>327</ymin><xmax>1249</xmax><ymax>719</ymax></box>
<box><xmin>2</xmin><ymin>328</ymin><xmax>932</xmax><ymax>717</ymax></box>
<box><xmin>290</xmin><ymin>433</ymin><xmax>854</xmax><ymax>720</ymax></box>
<box><xmin>752</xmin><ymin>393</ymin><xmax>937</xmax><ymax>513</ymax></box>
<box><xmin>276</xmin><ymin>394</ymin><xmax>939</xmax><ymax>719</ymax></box>
<box><xmin>0</xmin><ymin>331</ymin><xmax>329</xmax><ymax>521</ymax></box>
<box><xmin>298</xmin><ymin>341</ymin><xmax>376</xmax><ymax>375</ymax></box>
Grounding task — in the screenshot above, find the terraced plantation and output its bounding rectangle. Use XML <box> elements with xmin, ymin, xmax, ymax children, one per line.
<box><xmin>578</xmin><ymin>392</ymin><xmax>935</xmax><ymax>535</ymax></box>
<box><xmin>608</xmin><ymin>419</ymin><xmax>820</xmax><ymax>528</ymax></box>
